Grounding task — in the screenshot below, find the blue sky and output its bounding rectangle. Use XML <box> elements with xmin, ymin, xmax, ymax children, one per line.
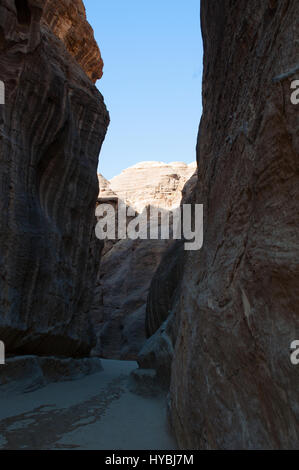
<box><xmin>84</xmin><ymin>0</ymin><xmax>203</xmax><ymax>179</ymax></box>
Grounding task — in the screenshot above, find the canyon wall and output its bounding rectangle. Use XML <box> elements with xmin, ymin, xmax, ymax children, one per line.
<box><xmin>165</xmin><ymin>0</ymin><xmax>299</xmax><ymax>449</ymax></box>
<box><xmin>0</xmin><ymin>0</ymin><xmax>109</xmax><ymax>356</ymax></box>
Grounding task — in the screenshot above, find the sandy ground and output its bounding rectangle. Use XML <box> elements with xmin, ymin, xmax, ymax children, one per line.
<box><xmin>0</xmin><ymin>359</ymin><xmax>177</xmax><ymax>450</ymax></box>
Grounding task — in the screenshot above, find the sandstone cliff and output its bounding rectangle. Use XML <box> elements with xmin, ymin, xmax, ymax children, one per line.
<box><xmin>149</xmin><ymin>0</ymin><xmax>299</xmax><ymax>449</ymax></box>
<box><xmin>0</xmin><ymin>0</ymin><xmax>109</xmax><ymax>356</ymax></box>
<box><xmin>109</xmin><ymin>161</ymin><xmax>196</xmax><ymax>213</ymax></box>
<box><xmin>91</xmin><ymin>162</ymin><xmax>197</xmax><ymax>360</ymax></box>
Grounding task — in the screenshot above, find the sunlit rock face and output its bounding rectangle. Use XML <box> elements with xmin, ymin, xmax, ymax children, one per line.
<box><xmin>109</xmin><ymin>161</ymin><xmax>196</xmax><ymax>213</ymax></box>
<box><xmin>0</xmin><ymin>0</ymin><xmax>109</xmax><ymax>356</ymax></box>
<box><xmin>42</xmin><ymin>0</ymin><xmax>104</xmax><ymax>82</ymax></box>
<box><xmin>97</xmin><ymin>174</ymin><xmax>118</xmax><ymax>200</ymax></box>
<box><xmin>167</xmin><ymin>0</ymin><xmax>299</xmax><ymax>449</ymax></box>
<box><xmin>91</xmin><ymin>163</ymin><xmax>197</xmax><ymax>360</ymax></box>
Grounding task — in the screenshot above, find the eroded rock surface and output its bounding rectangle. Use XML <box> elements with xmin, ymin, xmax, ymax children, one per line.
<box><xmin>166</xmin><ymin>0</ymin><xmax>299</xmax><ymax>450</ymax></box>
<box><xmin>0</xmin><ymin>0</ymin><xmax>109</xmax><ymax>356</ymax></box>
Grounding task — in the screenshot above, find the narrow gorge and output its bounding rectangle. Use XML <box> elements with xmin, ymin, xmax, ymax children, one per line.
<box><xmin>0</xmin><ymin>0</ymin><xmax>298</xmax><ymax>452</ymax></box>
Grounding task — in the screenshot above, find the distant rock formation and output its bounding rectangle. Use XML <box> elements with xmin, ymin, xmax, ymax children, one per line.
<box><xmin>91</xmin><ymin>162</ymin><xmax>197</xmax><ymax>360</ymax></box>
<box><xmin>0</xmin><ymin>0</ymin><xmax>109</xmax><ymax>356</ymax></box>
<box><xmin>109</xmin><ymin>161</ymin><xmax>196</xmax><ymax>212</ymax></box>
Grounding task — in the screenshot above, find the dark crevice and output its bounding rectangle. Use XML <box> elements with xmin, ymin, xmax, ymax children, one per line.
<box><xmin>15</xmin><ymin>0</ymin><xmax>32</xmax><ymax>26</ymax></box>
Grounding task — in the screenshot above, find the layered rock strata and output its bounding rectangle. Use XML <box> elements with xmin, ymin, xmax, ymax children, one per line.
<box><xmin>109</xmin><ymin>161</ymin><xmax>196</xmax><ymax>212</ymax></box>
<box><xmin>0</xmin><ymin>0</ymin><xmax>109</xmax><ymax>356</ymax></box>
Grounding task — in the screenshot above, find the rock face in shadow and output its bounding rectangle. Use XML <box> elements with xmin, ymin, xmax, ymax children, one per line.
<box><xmin>92</xmin><ymin>237</ymin><xmax>170</xmax><ymax>360</ymax></box>
<box><xmin>137</xmin><ymin>311</ymin><xmax>178</xmax><ymax>391</ymax></box>
<box><xmin>145</xmin><ymin>172</ymin><xmax>198</xmax><ymax>339</ymax></box>
<box><xmin>145</xmin><ymin>240</ymin><xmax>185</xmax><ymax>338</ymax></box>
<box><xmin>0</xmin><ymin>0</ymin><xmax>109</xmax><ymax>356</ymax></box>
<box><xmin>166</xmin><ymin>0</ymin><xmax>299</xmax><ymax>449</ymax></box>
<box><xmin>135</xmin><ymin>171</ymin><xmax>198</xmax><ymax>387</ymax></box>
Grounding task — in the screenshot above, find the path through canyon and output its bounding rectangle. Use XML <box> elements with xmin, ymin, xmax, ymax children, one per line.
<box><xmin>0</xmin><ymin>360</ymin><xmax>176</xmax><ymax>450</ymax></box>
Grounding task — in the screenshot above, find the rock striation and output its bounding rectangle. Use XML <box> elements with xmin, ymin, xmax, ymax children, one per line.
<box><xmin>145</xmin><ymin>0</ymin><xmax>299</xmax><ymax>450</ymax></box>
<box><xmin>0</xmin><ymin>0</ymin><xmax>109</xmax><ymax>356</ymax></box>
